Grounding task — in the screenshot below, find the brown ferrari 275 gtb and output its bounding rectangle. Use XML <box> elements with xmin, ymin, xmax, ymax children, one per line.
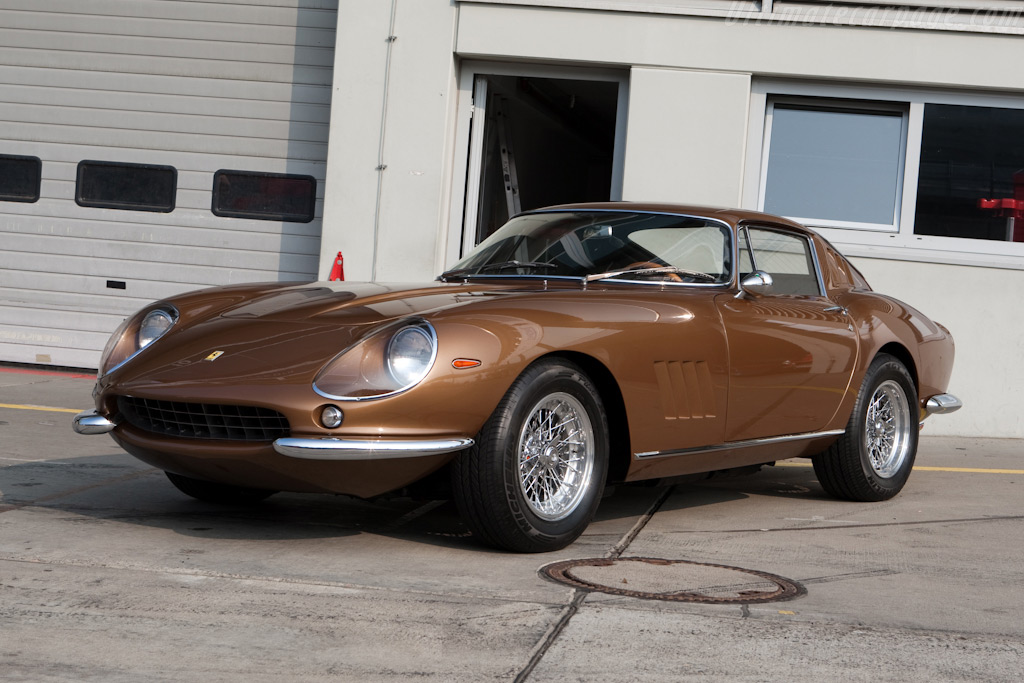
<box><xmin>75</xmin><ymin>204</ymin><xmax>960</xmax><ymax>552</ymax></box>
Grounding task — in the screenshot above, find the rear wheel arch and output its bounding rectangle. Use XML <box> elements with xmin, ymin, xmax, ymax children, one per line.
<box><xmin>876</xmin><ymin>342</ymin><xmax>919</xmax><ymax>396</ymax></box>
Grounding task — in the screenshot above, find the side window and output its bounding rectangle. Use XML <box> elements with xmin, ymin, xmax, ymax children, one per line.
<box><xmin>0</xmin><ymin>154</ymin><xmax>41</xmax><ymax>203</ymax></box>
<box><xmin>744</xmin><ymin>227</ymin><xmax>822</xmax><ymax>296</ymax></box>
<box><xmin>212</xmin><ymin>170</ymin><xmax>317</xmax><ymax>223</ymax></box>
<box><xmin>76</xmin><ymin>161</ymin><xmax>177</xmax><ymax>213</ymax></box>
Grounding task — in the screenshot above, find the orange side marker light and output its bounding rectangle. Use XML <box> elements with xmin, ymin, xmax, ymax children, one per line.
<box><xmin>452</xmin><ymin>359</ymin><xmax>482</xmax><ymax>369</ymax></box>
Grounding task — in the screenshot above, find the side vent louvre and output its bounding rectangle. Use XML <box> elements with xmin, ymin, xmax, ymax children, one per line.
<box><xmin>653</xmin><ymin>360</ymin><xmax>716</xmax><ymax>420</ymax></box>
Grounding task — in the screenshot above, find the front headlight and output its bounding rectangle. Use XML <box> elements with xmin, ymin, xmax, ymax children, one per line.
<box><xmin>387</xmin><ymin>326</ymin><xmax>434</xmax><ymax>387</ymax></box>
<box><xmin>314</xmin><ymin>320</ymin><xmax>437</xmax><ymax>400</ymax></box>
<box><xmin>98</xmin><ymin>305</ymin><xmax>179</xmax><ymax>377</ymax></box>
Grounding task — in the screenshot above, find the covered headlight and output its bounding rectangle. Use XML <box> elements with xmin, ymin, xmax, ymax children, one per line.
<box><xmin>314</xmin><ymin>320</ymin><xmax>437</xmax><ymax>400</ymax></box>
<box><xmin>138</xmin><ymin>309</ymin><xmax>175</xmax><ymax>348</ymax></box>
<box><xmin>387</xmin><ymin>326</ymin><xmax>434</xmax><ymax>387</ymax></box>
<box><xmin>98</xmin><ymin>305</ymin><xmax>179</xmax><ymax>377</ymax></box>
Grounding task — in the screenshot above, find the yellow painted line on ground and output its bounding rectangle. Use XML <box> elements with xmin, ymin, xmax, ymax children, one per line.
<box><xmin>0</xmin><ymin>402</ymin><xmax>82</xmax><ymax>414</ymax></box>
<box><xmin>775</xmin><ymin>461</ymin><xmax>1024</xmax><ymax>475</ymax></box>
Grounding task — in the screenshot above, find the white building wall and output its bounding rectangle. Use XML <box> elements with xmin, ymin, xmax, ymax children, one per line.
<box><xmin>622</xmin><ymin>68</ymin><xmax>750</xmax><ymax>207</ymax></box>
<box><xmin>851</xmin><ymin>258</ymin><xmax>1018</xmax><ymax>438</ymax></box>
<box><xmin>320</xmin><ymin>1</ymin><xmax>459</xmax><ymax>283</ymax></box>
<box><xmin>322</xmin><ymin>0</ymin><xmax>1023</xmax><ymax>437</ymax></box>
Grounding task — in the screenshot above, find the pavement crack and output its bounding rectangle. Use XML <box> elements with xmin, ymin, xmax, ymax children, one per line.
<box><xmin>515</xmin><ymin>485</ymin><xmax>676</xmax><ymax>682</ymax></box>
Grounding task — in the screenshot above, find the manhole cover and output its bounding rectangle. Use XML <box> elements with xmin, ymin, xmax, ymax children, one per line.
<box><xmin>540</xmin><ymin>557</ymin><xmax>804</xmax><ymax>604</ymax></box>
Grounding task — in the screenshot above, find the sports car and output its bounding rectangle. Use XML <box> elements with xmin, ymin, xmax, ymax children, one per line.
<box><xmin>74</xmin><ymin>203</ymin><xmax>961</xmax><ymax>552</ymax></box>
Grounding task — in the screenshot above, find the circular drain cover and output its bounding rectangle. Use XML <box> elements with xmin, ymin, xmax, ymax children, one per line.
<box><xmin>541</xmin><ymin>557</ymin><xmax>803</xmax><ymax>604</ymax></box>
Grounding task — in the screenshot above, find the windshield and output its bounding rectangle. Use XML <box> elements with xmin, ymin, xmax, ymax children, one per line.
<box><xmin>442</xmin><ymin>211</ymin><xmax>732</xmax><ymax>284</ymax></box>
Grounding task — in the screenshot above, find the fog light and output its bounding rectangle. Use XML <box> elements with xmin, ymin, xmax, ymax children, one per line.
<box><xmin>320</xmin><ymin>405</ymin><xmax>344</xmax><ymax>428</ymax></box>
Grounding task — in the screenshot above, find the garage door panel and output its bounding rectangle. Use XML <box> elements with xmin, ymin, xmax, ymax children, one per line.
<box><xmin>0</xmin><ymin>218</ymin><xmax>321</xmax><ymax>257</ymax></box>
<box><xmin>0</xmin><ymin>140</ymin><xmax>330</xmax><ymax>175</ymax></box>
<box><xmin>1</xmin><ymin>0</ymin><xmax>339</xmax><ymax>25</ymax></box>
<box><xmin>0</xmin><ymin>65</ymin><xmax>333</xmax><ymax>107</ymax></box>
<box><xmin>4</xmin><ymin>273</ymin><xmax>224</xmax><ymax>310</ymax></box>
<box><xmin>0</xmin><ymin>47</ymin><xmax>332</xmax><ymax>86</ymax></box>
<box><xmin>0</xmin><ymin>238</ymin><xmax>319</xmax><ymax>278</ymax></box>
<box><xmin>0</xmin><ymin>29</ymin><xmax>335</xmax><ymax>69</ymax></box>
<box><xmin>1</xmin><ymin>11</ymin><xmax>336</xmax><ymax>48</ymax></box>
<box><xmin>1</xmin><ymin>121</ymin><xmax>331</xmax><ymax>161</ymax></box>
<box><xmin>0</xmin><ymin>200</ymin><xmax>324</xmax><ymax>238</ymax></box>
<box><xmin>0</xmin><ymin>83</ymin><xmax>331</xmax><ymax>125</ymax></box>
<box><xmin>0</xmin><ymin>103</ymin><xmax>330</xmax><ymax>145</ymax></box>
<box><xmin>1</xmin><ymin>252</ymin><xmax>314</xmax><ymax>289</ymax></box>
<box><xmin>0</xmin><ymin>305</ymin><xmax>129</xmax><ymax>336</ymax></box>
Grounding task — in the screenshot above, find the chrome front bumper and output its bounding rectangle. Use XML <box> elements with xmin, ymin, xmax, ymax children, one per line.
<box><xmin>925</xmin><ymin>393</ymin><xmax>963</xmax><ymax>415</ymax></box>
<box><xmin>73</xmin><ymin>408</ymin><xmax>472</xmax><ymax>460</ymax></box>
<box><xmin>273</xmin><ymin>436</ymin><xmax>474</xmax><ymax>460</ymax></box>
<box><xmin>73</xmin><ymin>410</ymin><xmax>119</xmax><ymax>434</ymax></box>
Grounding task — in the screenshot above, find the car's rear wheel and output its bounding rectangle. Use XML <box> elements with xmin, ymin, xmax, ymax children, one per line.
<box><xmin>813</xmin><ymin>353</ymin><xmax>918</xmax><ymax>501</ymax></box>
<box><xmin>452</xmin><ymin>358</ymin><xmax>609</xmax><ymax>553</ymax></box>
<box><xmin>165</xmin><ymin>472</ymin><xmax>277</xmax><ymax>505</ymax></box>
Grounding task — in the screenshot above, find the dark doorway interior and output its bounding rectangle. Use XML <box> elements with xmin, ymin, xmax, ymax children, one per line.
<box><xmin>473</xmin><ymin>75</ymin><xmax>619</xmax><ymax>244</ymax></box>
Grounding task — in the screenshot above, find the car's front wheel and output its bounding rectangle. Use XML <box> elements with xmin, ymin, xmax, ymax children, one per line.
<box><xmin>165</xmin><ymin>472</ymin><xmax>277</xmax><ymax>505</ymax></box>
<box><xmin>813</xmin><ymin>353</ymin><xmax>918</xmax><ymax>501</ymax></box>
<box><xmin>452</xmin><ymin>358</ymin><xmax>609</xmax><ymax>553</ymax></box>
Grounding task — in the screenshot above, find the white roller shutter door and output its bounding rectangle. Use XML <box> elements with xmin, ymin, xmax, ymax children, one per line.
<box><xmin>0</xmin><ymin>0</ymin><xmax>337</xmax><ymax>368</ymax></box>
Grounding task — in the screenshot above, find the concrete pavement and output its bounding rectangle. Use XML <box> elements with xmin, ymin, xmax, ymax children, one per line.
<box><xmin>1</xmin><ymin>367</ymin><xmax>1021</xmax><ymax>681</ymax></box>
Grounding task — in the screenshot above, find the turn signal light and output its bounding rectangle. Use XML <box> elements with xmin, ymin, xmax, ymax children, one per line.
<box><xmin>452</xmin><ymin>359</ymin><xmax>481</xmax><ymax>369</ymax></box>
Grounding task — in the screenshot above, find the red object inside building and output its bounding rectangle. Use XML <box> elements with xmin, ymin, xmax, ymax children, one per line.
<box><xmin>977</xmin><ymin>170</ymin><xmax>1024</xmax><ymax>241</ymax></box>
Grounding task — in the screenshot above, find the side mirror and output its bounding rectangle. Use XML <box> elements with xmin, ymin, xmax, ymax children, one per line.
<box><xmin>737</xmin><ymin>270</ymin><xmax>774</xmax><ymax>298</ymax></box>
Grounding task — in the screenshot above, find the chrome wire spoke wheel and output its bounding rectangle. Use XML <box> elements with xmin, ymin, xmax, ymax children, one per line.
<box><xmin>517</xmin><ymin>392</ymin><xmax>595</xmax><ymax>521</ymax></box>
<box><xmin>863</xmin><ymin>379</ymin><xmax>912</xmax><ymax>478</ymax></box>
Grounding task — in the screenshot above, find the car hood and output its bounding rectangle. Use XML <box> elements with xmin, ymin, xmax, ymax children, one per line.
<box><xmin>218</xmin><ymin>281</ymin><xmax>504</xmax><ymax>324</ymax></box>
<box><xmin>100</xmin><ymin>281</ymin><xmax>522</xmax><ymax>392</ymax></box>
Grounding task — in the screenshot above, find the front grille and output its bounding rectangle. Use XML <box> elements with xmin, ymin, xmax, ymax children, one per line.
<box><xmin>117</xmin><ymin>396</ymin><xmax>290</xmax><ymax>441</ymax></box>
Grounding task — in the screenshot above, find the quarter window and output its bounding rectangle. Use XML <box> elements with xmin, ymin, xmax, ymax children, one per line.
<box><xmin>743</xmin><ymin>227</ymin><xmax>821</xmax><ymax>296</ymax></box>
<box><xmin>212</xmin><ymin>170</ymin><xmax>317</xmax><ymax>223</ymax></box>
<box><xmin>76</xmin><ymin>161</ymin><xmax>176</xmax><ymax>213</ymax></box>
<box><xmin>0</xmin><ymin>154</ymin><xmax>42</xmax><ymax>203</ymax></box>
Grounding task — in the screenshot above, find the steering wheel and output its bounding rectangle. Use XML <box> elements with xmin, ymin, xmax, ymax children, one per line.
<box><xmin>624</xmin><ymin>261</ymin><xmax>684</xmax><ymax>282</ymax></box>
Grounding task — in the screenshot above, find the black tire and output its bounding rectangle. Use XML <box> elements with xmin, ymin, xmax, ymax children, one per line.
<box><xmin>452</xmin><ymin>358</ymin><xmax>610</xmax><ymax>553</ymax></box>
<box><xmin>813</xmin><ymin>353</ymin><xmax>918</xmax><ymax>502</ymax></box>
<box><xmin>165</xmin><ymin>472</ymin><xmax>277</xmax><ymax>505</ymax></box>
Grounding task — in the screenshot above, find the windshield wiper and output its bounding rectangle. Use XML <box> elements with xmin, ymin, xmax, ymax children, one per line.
<box><xmin>439</xmin><ymin>261</ymin><xmax>557</xmax><ymax>281</ymax></box>
<box><xmin>585</xmin><ymin>266</ymin><xmax>717</xmax><ymax>283</ymax></box>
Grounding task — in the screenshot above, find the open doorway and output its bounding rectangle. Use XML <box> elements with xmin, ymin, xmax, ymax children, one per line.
<box><xmin>451</xmin><ymin>65</ymin><xmax>628</xmax><ymax>258</ymax></box>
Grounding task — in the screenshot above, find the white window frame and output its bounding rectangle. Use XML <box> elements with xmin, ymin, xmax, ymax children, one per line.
<box><xmin>758</xmin><ymin>97</ymin><xmax>909</xmax><ymax>234</ymax></box>
<box><xmin>745</xmin><ymin>79</ymin><xmax>1024</xmax><ymax>270</ymax></box>
<box><xmin>445</xmin><ymin>60</ymin><xmax>629</xmax><ymax>268</ymax></box>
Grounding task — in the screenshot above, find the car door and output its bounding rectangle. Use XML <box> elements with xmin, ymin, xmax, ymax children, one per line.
<box><xmin>715</xmin><ymin>225</ymin><xmax>859</xmax><ymax>442</ymax></box>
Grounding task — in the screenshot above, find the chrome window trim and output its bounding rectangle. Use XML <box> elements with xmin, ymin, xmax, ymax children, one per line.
<box><xmin>635</xmin><ymin>429</ymin><xmax>845</xmax><ymax>459</ymax></box>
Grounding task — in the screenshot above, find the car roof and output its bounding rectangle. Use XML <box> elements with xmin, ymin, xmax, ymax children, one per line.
<box><xmin>534</xmin><ymin>202</ymin><xmax>813</xmax><ymax>235</ymax></box>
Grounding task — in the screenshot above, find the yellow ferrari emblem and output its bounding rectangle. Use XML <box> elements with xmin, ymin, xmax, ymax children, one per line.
<box><xmin>204</xmin><ymin>351</ymin><xmax>224</xmax><ymax>362</ymax></box>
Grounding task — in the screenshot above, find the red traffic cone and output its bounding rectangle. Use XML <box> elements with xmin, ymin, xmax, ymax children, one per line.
<box><xmin>328</xmin><ymin>252</ymin><xmax>344</xmax><ymax>281</ymax></box>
